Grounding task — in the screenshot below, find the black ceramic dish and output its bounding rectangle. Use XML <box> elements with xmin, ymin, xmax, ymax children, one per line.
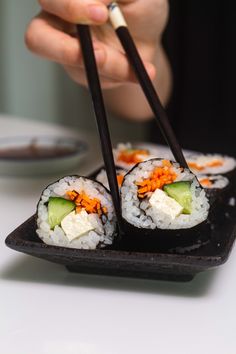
<box><xmin>5</xmin><ymin>195</ymin><xmax>236</xmax><ymax>282</ymax></box>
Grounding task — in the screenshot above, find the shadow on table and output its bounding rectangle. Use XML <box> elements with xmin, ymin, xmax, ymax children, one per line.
<box><xmin>1</xmin><ymin>254</ymin><xmax>218</xmax><ymax>298</ymax></box>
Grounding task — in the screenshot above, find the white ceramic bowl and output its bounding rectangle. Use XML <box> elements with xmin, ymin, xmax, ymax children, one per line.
<box><xmin>0</xmin><ymin>136</ymin><xmax>88</xmax><ymax>177</ymax></box>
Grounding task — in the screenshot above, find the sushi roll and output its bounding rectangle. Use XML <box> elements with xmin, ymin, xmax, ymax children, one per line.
<box><xmin>113</xmin><ymin>142</ymin><xmax>171</xmax><ymax>170</ymax></box>
<box><xmin>120</xmin><ymin>159</ymin><xmax>210</xmax><ymax>251</ymax></box>
<box><xmin>36</xmin><ymin>176</ymin><xmax>117</xmax><ymax>250</ymax></box>
<box><xmin>113</xmin><ymin>143</ymin><xmax>152</xmax><ymax>170</ymax></box>
<box><xmin>199</xmin><ymin>175</ymin><xmax>231</xmax><ymax>206</ymax></box>
<box><xmin>187</xmin><ymin>153</ymin><xmax>236</xmax><ymax>177</ymax></box>
<box><xmin>95</xmin><ymin>166</ymin><xmax>126</xmax><ymax>190</ymax></box>
<box><xmin>199</xmin><ymin>175</ymin><xmax>229</xmax><ymax>189</ymax></box>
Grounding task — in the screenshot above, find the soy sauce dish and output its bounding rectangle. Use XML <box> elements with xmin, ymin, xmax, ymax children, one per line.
<box><xmin>0</xmin><ymin>136</ymin><xmax>88</xmax><ymax>177</ymax></box>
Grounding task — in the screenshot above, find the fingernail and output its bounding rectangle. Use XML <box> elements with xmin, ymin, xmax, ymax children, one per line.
<box><xmin>88</xmin><ymin>4</ymin><xmax>107</xmax><ymax>22</ymax></box>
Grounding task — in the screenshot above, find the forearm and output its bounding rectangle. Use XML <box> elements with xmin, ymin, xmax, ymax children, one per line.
<box><xmin>103</xmin><ymin>45</ymin><xmax>172</xmax><ymax>121</ymax></box>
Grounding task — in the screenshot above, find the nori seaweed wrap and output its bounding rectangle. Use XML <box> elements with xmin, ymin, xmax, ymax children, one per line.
<box><xmin>120</xmin><ymin>159</ymin><xmax>210</xmax><ymax>251</ymax></box>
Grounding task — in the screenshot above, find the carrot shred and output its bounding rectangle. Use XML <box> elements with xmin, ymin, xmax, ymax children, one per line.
<box><xmin>200</xmin><ymin>178</ymin><xmax>213</xmax><ymax>187</ymax></box>
<box><xmin>162</xmin><ymin>159</ymin><xmax>172</xmax><ymax>167</ymax></box>
<box><xmin>67</xmin><ymin>191</ymin><xmax>107</xmax><ymax>216</ymax></box>
<box><xmin>102</xmin><ymin>207</ymin><xmax>108</xmax><ymax>214</ymax></box>
<box><xmin>206</xmin><ymin>160</ymin><xmax>223</xmax><ymax>168</ymax></box>
<box><xmin>117</xmin><ymin>149</ymin><xmax>149</xmax><ymax>164</ymax></box>
<box><xmin>188</xmin><ymin>162</ymin><xmax>204</xmax><ymax>171</ymax></box>
<box><xmin>135</xmin><ymin>160</ymin><xmax>177</xmax><ymax>198</ymax></box>
<box><xmin>67</xmin><ymin>190</ymin><xmax>78</xmax><ymax>201</ymax></box>
<box><xmin>188</xmin><ymin>159</ymin><xmax>223</xmax><ymax>171</ymax></box>
<box><xmin>117</xmin><ymin>174</ymin><xmax>124</xmax><ymax>186</ymax></box>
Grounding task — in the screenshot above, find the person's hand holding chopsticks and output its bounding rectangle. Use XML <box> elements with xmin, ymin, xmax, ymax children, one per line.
<box><xmin>25</xmin><ymin>0</ymin><xmax>171</xmax><ymax>119</ymax></box>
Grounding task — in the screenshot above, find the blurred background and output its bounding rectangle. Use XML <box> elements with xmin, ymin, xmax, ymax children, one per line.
<box><xmin>0</xmin><ymin>1</ymin><xmax>235</xmax><ymax>155</ymax></box>
<box><xmin>153</xmin><ymin>0</ymin><xmax>236</xmax><ymax>155</ymax></box>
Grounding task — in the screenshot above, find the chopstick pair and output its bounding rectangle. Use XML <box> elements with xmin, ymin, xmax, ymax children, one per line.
<box><xmin>77</xmin><ymin>2</ymin><xmax>188</xmax><ymax>231</ymax></box>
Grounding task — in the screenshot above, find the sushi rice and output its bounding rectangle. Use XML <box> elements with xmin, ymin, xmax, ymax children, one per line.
<box><xmin>96</xmin><ymin>167</ymin><xmax>126</xmax><ymax>190</ymax></box>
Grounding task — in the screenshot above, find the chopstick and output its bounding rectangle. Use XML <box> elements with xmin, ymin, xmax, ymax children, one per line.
<box><xmin>76</xmin><ymin>25</ymin><xmax>123</xmax><ymax>230</ymax></box>
<box><xmin>107</xmin><ymin>2</ymin><xmax>188</xmax><ymax>169</ymax></box>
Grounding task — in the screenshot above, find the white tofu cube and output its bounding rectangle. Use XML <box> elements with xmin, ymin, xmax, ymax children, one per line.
<box><xmin>61</xmin><ymin>210</ymin><xmax>95</xmax><ymax>242</ymax></box>
<box><xmin>149</xmin><ymin>189</ymin><xmax>183</xmax><ymax>220</ymax></box>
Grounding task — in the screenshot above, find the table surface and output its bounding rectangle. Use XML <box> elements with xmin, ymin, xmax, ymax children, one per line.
<box><xmin>1</xmin><ymin>115</ymin><xmax>236</xmax><ymax>354</ymax></box>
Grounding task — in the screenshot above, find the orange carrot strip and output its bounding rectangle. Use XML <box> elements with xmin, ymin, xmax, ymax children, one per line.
<box><xmin>200</xmin><ymin>178</ymin><xmax>213</xmax><ymax>187</ymax></box>
<box><xmin>117</xmin><ymin>149</ymin><xmax>149</xmax><ymax>164</ymax></box>
<box><xmin>117</xmin><ymin>175</ymin><xmax>124</xmax><ymax>186</ymax></box>
<box><xmin>188</xmin><ymin>162</ymin><xmax>204</xmax><ymax>171</ymax></box>
<box><xmin>136</xmin><ymin>160</ymin><xmax>177</xmax><ymax>198</ymax></box>
<box><xmin>67</xmin><ymin>190</ymin><xmax>107</xmax><ymax>215</ymax></box>
<box><xmin>206</xmin><ymin>160</ymin><xmax>223</xmax><ymax>168</ymax></box>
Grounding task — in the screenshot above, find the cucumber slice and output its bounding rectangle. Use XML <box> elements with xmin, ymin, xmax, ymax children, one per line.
<box><xmin>48</xmin><ymin>197</ymin><xmax>75</xmax><ymax>229</ymax></box>
<box><xmin>163</xmin><ymin>181</ymin><xmax>192</xmax><ymax>214</ymax></box>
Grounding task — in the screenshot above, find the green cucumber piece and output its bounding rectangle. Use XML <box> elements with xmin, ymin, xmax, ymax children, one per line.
<box><xmin>48</xmin><ymin>197</ymin><xmax>75</xmax><ymax>229</ymax></box>
<box><xmin>163</xmin><ymin>181</ymin><xmax>192</xmax><ymax>214</ymax></box>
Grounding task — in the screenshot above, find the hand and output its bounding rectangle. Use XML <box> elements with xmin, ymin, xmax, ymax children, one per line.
<box><xmin>25</xmin><ymin>0</ymin><xmax>169</xmax><ymax>89</ymax></box>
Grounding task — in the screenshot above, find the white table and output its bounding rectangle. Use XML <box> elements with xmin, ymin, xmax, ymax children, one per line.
<box><xmin>0</xmin><ymin>115</ymin><xmax>236</xmax><ymax>354</ymax></box>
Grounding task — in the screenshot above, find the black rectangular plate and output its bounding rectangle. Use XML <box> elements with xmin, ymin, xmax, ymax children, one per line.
<box><xmin>5</xmin><ymin>198</ymin><xmax>236</xmax><ymax>282</ymax></box>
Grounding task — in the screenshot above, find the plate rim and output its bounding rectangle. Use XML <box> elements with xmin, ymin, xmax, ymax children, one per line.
<box><xmin>5</xmin><ymin>214</ymin><xmax>236</xmax><ymax>268</ymax></box>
